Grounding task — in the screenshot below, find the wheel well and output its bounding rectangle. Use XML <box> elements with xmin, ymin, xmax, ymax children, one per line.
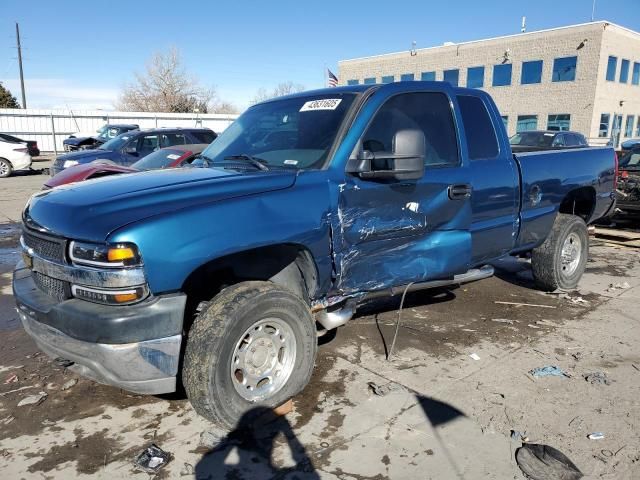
<box><xmin>558</xmin><ymin>187</ymin><xmax>596</xmax><ymax>222</ymax></box>
<box><xmin>181</xmin><ymin>244</ymin><xmax>319</xmax><ymax>329</ymax></box>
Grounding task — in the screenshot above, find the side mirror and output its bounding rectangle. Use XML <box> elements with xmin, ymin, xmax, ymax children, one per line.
<box><xmin>347</xmin><ymin>129</ymin><xmax>426</xmax><ymax>181</ymax></box>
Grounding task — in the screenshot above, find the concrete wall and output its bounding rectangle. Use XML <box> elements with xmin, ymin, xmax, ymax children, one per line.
<box><xmin>0</xmin><ymin>109</ymin><xmax>239</xmax><ymax>153</ymax></box>
<box><xmin>338</xmin><ymin>22</ymin><xmax>640</xmax><ymax>143</ymax></box>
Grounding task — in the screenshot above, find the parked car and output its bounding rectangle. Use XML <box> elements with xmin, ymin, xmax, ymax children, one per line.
<box><xmin>0</xmin><ymin>133</ymin><xmax>40</xmax><ymax>157</ymax></box>
<box><xmin>63</xmin><ymin>124</ymin><xmax>140</xmax><ymax>152</ymax></box>
<box><xmin>44</xmin><ymin>144</ymin><xmax>209</xmax><ymax>189</ymax></box>
<box><xmin>51</xmin><ymin>127</ymin><xmax>217</xmax><ymax>176</ymax></box>
<box><xmin>621</xmin><ymin>138</ymin><xmax>640</xmax><ymax>152</ymax></box>
<box><xmin>0</xmin><ymin>137</ymin><xmax>32</xmax><ymax>177</ymax></box>
<box><xmin>14</xmin><ymin>83</ymin><xmax>616</xmax><ymax>428</ymax></box>
<box><xmin>509</xmin><ymin>130</ymin><xmax>589</xmax><ymax>153</ymax></box>
<box><xmin>614</xmin><ymin>145</ymin><xmax>640</xmax><ymax>219</ymax></box>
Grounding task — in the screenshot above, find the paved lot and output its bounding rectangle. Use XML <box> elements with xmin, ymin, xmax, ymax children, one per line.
<box><xmin>0</xmin><ymin>170</ymin><xmax>639</xmax><ymax>479</ymax></box>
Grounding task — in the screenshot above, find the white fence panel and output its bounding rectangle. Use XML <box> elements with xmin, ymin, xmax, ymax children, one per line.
<box><xmin>0</xmin><ymin>108</ymin><xmax>239</xmax><ymax>153</ymax></box>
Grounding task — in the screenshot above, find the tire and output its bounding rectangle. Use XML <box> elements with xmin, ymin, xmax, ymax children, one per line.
<box><xmin>182</xmin><ymin>281</ymin><xmax>317</xmax><ymax>428</ymax></box>
<box><xmin>531</xmin><ymin>213</ymin><xmax>589</xmax><ymax>291</ymax></box>
<box><xmin>0</xmin><ymin>158</ymin><xmax>13</xmax><ymax>178</ymax></box>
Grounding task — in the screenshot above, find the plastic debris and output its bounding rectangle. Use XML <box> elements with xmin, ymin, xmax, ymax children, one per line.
<box><xmin>516</xmin><ymin>443</ymin><xmax>583</xmax><ymax>480</ymax></box>
<box><xmin>607</xmin><ymin>282</ymin><xmax>631</xmax><ymax>292</ymax></box>
<box><xmin>469</xmin><ymin>353</ymin><xmax>481</xmax><ymax>361</ymax></box>
<box><xmin>511</xmin><ymin>430</ymin><xmax>529</xmax><ymax>442</ymax></box>
<box><xmin>17</xmin><ymin>391</ymin><xmax>47</xmax><ymax>407</ymax></box>
<box><xmin>133</xmin><ymin>444</ymin><xmax>171</xmax><ymax>473</ymax></box>
<box><xmin>584</xmin><ymin>372</ymin><xmax>611</xmax><ymax>385</ymax></box>
<box><xmin>368</xmin><ymin>381</ymin><xmax>405</xmax><ymax>396</ymax></box>
<box><xmin>491</xmin><ymin>318</ymin><xmax>514</xmax><ymax>324</ymax></box>
<box><xmin>529</xmin><ymin>366</ymin><xmax>569</xmax><ymax>378</ymax></box>
<box><xmin>588</xmin><ymin>432</ymin><xmax>605</xmax><ymax>440</ymax></box>
<box><xmin>4</xmin><ymin>373</ymin><xmax>18</xmax><ymax>384</ymax></box>
<box><xmin>61</xmin><ymin>379</ymin><xmax>78</xmax><ymax>390</ymax></box>
<box><xmin>495</xmin><ymin>301</ymin><xmax>556</xmax><ymax>309</ymax></box>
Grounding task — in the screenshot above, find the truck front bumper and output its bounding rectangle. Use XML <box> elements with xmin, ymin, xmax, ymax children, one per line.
<box><xmin>13</xmin><ymin>265</ymin><xmax>186</xmax><ymax>395</ymax></box>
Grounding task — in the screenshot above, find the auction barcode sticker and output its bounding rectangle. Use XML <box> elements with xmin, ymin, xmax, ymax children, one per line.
<box><xmin>300</xmin><ymin>99</ymin><xmax>342</xmax><ymax>112</ymax></box>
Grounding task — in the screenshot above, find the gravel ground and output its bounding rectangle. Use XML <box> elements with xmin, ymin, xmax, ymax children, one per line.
<box><xmin>0</xmin><ymin>170</ymin><xmax>638</xmax><ymax>479</ymax></box>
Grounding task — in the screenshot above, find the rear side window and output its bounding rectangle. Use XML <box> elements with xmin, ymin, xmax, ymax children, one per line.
<box><xmin>362</xmin><ymin>92</ymin><xmax>459</xmax><ymax>168</ymax></box>
<box><xmin>161</xmin><ymin>133</ymin><xmax>187</xmax><ymax>147</ymax></box>
<box><xmin>191</xmin><ymin>131</ymin><xmax>217</xmax><ymax>144</ymax></box>
<box><xmin>457</xmin><ymin>95</ymin><xmax>499</xmax><ymax>160</ymax></box>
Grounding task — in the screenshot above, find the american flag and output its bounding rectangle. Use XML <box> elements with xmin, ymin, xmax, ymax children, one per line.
<box><xmin>327</xmin><ymin>69</ymin><xmax>338</xmax><ymax>87</ymax></box>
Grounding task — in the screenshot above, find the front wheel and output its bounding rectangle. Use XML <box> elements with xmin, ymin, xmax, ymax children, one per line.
<box><xmin>0</xmin><ymin>158</ymin><xmax>13</xmax><ymax>178</ymax></box>
<box><xmin>182</xmin><ymin>281</ymin><xmax>317</xmax><ymax>428</ymax></box>
<box><xmin>532</xmin><ymin>213</ymin><xmax>589</xmax><ymax>291</ymax></box>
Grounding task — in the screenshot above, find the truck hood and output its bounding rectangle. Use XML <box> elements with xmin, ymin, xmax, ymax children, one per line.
<box><xmin>26</xmin><ymin>167</ymin><xmax>297</xmax><ymax>241</ymax></box>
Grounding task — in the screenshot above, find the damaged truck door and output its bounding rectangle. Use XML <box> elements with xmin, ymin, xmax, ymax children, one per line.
<box><xmin>334</xmin><ymin>91</ymin><xmax>473</xmax><ymax>293</ymax></box>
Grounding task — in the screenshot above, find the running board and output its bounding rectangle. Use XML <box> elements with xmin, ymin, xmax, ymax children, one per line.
<box><xmin>315</xmin><ymin>265</ymin><xmax>494</xmax><ymax>331</ymax></box>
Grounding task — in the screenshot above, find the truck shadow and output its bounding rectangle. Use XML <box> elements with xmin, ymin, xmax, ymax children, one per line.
<box><xmin>194</xmin><ymin>406</ymin><xmax>320</xmax><ymax>479</ymax></box>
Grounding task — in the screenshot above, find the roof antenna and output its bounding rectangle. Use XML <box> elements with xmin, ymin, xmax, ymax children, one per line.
<box><xmin>410</xmin><ymin>40</ymin><xmax>417</xmax><ymax>56</ymax></box>
<box><xmin>521</xmin><ymin>16</ymin><xmax>527</xmax><ymax>33</ymax></box>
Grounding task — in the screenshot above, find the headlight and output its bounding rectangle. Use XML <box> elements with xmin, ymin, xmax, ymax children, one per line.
<box><xmin>63</xmin><ymin>160</ymin><xmax>79</xmax><ymax>168</ymax></box>
<box><xmin>71</xmin><ymin>284</ymin><xmax>148</xmax><ymax>305</ymax></box>
<box><xmin>69</xmin><ymin>241</ymin><xmax>142</xmax><ymax>268</ymax></box>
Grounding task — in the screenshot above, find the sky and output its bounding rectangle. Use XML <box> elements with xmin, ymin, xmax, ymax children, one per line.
<box><xmin>0</xmin><ymin>0</ymin><xmax>638</xmax><ymax>112</ymax></box>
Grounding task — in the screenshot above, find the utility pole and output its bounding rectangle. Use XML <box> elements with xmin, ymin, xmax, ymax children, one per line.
<box><xmin>16</xmin><ymin>22</ymin><xmax>26</xmax><ymax>109</ymax></box>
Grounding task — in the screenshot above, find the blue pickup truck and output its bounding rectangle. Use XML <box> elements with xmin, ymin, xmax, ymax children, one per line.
<box><xmin>13</xmin><ymin>82</ymin><xmax>616</xmax><ymax>428</ymax></box>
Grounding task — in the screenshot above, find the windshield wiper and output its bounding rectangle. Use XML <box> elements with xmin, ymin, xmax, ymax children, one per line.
<box><xmin>223</xmin><ymin>154</ymin><xmax>270</xmax><ymax>171</ymax></box>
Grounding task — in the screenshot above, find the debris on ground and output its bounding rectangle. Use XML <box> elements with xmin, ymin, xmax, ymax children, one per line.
<box><xmin>571</xmin><ymin>352</ymin><xmax>583</xmax><ymax>362</ymax></box>
<box><xmin>180</xmin><ymin>462</ymin><xmax>194</xmax><ymax>476</ymax></box>
<box><xmin>491</xmin><ymin>318</ymin><xmax>515</xmax><ymax>324</ymax></box>
<box><xmin>584</xmin><ymin>372</ymin><xmax>612</xmax><ymax>385</ymax></box>
<box><xmin>495</xmin><ymin>301</ymin><xmax>557</xmax><ymax>309</ymax></box>
<box><xmin>588</xmin><ymin>432</ymin><xmax>605</xmax><ymax>440</ymax></box>
<box><xmin>199</xmin><ymin>430</ymin><xmax>226</xmax><ymax>448</ymax></box>
<box><xmin>61</xmin><ymin>378</ymin><xmax>78</xmax><ymax>391</ymax></box>
<box><xmin>607</xmin><ymin>282</ymin><xmax>631</xmax><ymax>292</ymax></box>
<box><xmin>4</xmin><ymin>373</ymin><xmax>18</xmax><ymax>384</ymax></box>
<box><xmin>529</xmin><ymin>366</ymin><xmax>570</xmax><ymax>378</ymax></box>
<box><xmin>515</xmin><ymin>443</ymin><xmax>583</xmax><ymax>480</ymax></box>
<box><xmin>133</xmin><ymin>444</ymin><xmax>171</xmax><ymax>473</ymax></box>
<box><xmin>368</xmin><ymin>381</ymin><xmax>405</xmax><ymax>396</ymax></box>
<box><xmin>17</xmin><ymin>391</ymin><xmax>47</xmax><ymax>407</ymax></box>
<box><xmin>511</xmin><ymin>430</ymin><xmax>529</xmax><ymax>442</ymax></box>
<box><xmin>469</xmin><ymin>353</ymin><xmax>481</xmax><ymax>361</ymax></box>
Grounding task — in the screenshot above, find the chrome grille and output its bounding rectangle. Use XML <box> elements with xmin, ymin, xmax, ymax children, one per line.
<box><xmin>23</xmin><ymin>230</ymin><xmax>66</xmax><ymax>263</ymax></box>
<box><xmin>33</xmin><ymin>271</ymin><xmax>70</xmax><ymax>301</ymax></box>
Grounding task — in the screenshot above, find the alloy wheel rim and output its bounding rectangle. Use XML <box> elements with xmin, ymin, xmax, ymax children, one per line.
<box><xmin>0</xmin><ymin>162</ymin><xmax>8</xmax><ymax>176</ymax></box>
<box><xmin>560</xmin><ymin>232</ymin><xmax>582</xmax><ymax>277</ymax></box>
<box><xmin>230</xmin><ymin>318</ymin><xmax>297</xmax><ymax>402</ymax></box>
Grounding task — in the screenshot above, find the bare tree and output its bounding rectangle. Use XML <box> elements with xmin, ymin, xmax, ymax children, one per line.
<box><xmin>210</xmin><ymin>100</ymin><xmax>239</xmax><ymax>114</ymax></box>
<box><xmin>118</xmin><ymin>47</ymin><xmax>217</xmax><ymax>113</ymax></box>
<box><xmin>250</xmin><ymin>81</ymin><xmax>305</xmax><ymax>105</ymax></box>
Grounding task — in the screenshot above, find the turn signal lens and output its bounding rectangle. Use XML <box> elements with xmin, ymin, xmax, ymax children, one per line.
<box><xmin>71</xmin><ymin>284</ymin><xmax>147</xmax><ymax>305</ymax></box>
<box><xmin>113</xmin><ymin>292</ymin><xmax>139</xmax><ymax>303</ymax></box>
<box><xmin>107</xmin><ymin>246</ymin><xmax>136</xmax><ymax>262</ymax></box>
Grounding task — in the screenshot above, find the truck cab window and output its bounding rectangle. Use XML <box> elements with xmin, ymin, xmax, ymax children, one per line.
<box><xmin>457</xmin><ymin>95</ymin><xmax>499</xmax><ymax>160</ymax></box>
<box><xmin>362</xmin><ymin>92</ymin><xmax>459</xmax><ymax>168</ymax></box>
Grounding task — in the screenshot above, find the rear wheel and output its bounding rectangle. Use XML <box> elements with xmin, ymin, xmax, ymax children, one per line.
<box><xmin>182</xmin><ymin>281</ymin><xmax>317</xmax><ymax>428</ymax></box>
<box><xmin>532</xmin><ymin>214</ymin><xmax>588</xmax><ymax>291</ymax></box>
<box><xmin>0</xmin><ymin>158</ymin><xmax>13</xmax><ymax>178</ymax></box>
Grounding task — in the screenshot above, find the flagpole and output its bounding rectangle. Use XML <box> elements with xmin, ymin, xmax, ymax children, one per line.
<box><xmin>324</xmin><ymin>64</ymin><xmax>327</xmax><ymax>88</ymax></box>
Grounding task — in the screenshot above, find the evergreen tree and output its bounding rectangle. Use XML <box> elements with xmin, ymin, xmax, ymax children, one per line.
<box><xmin>0</xmin><ymin>82</ymin><xmax>21</xmax><ymax>108</ymax></box>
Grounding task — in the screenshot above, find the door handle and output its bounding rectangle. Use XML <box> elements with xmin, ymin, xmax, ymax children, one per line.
<box><xmin>448</xmin><ymin>184</ymin><xmax>472</xmax><ymax>200</ymax></box>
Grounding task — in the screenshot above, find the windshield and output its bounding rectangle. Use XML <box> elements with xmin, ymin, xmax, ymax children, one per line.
<box><xmin>99</xmin><ymin>133</ymin><xmax>133</xmax><ymax>151</ymax></box>
<box><xmin>96</xmin><ymin>126</ymin><xmax>121</xmax><ymax>140</ymax></box>
<box><xmin>509</xmin><ymin>132</ymin><xmax>554</xmax><ymax>147</ymax></box>
<box><xmin>620</xmin><ymin>149</ymin><xmax>640</xmax><ymax>168</ymax></box>
<box><xmin>200</xmin><ymin>93</ymin><xmax>357</xmax><ymax>170</ymax></box>
<box><xmin>132</xmin><ymin>148</ymin><xmax>186</xmax><ymax>170</ymax></box>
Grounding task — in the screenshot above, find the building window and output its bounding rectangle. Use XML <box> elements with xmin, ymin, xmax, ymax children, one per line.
<box><xmin>363</xmin><ymin>77</ymin><xmax>376</xmax><ymax>84</ymax></box>
<box><xmin>521</xmin><ymin>60</ymin><xmax>543</xmax><ymax>84</ymax></box>
<box><xmin>599</xmin><ymin>114</ymin><xmax>610</xmax><ymax>137</ymax></box>
<box><xmin>620</xmin><ymin>59</ymin><xmax>630</xmax><ymax>83</ymax></box>
<box><xmin>400</xmin><ymin>73</ymin><xmax>415</xmax><ymax>81</ymax></box>
<box><xmin>466</xmin><ymin>66</ymin><xmax>484</xmax><ymax>88</ymax></box>
<box><xmin>636</xmin><ymin>117</ymin><xmax>640</xmax><ymax>137</ymax></box>
<box><xmin>633</xmin><ymin>63</ymin><xmax>640</xmax><ymax>86</ymax></box>
<box><xmin>516</xmin><ymin>115</ymin><xmax>537</xmax><ymax>133</ymax></box>
<box><xmin>501</xmin><ymin>116</ymin><xmax>508</xmax><ymax>131</ymax></box>
<box><xmin>552</xmin><ymin>56</ymin><xmax>577</xmax><ymax>82</ymax></box>
<box><xmin>492</xmin><ymin>64</ymin><xmax>512</xmax><ymax>86</ymax></box>
<box><xmin>421</xmin><ymin>71</ymin><xmax>436</xmax><ymax>81</ymax></box>
<box><xmin>443</xmin><ymin>69</ymin><xmax>459</xmax><ymax>86</ymax></box>
<box><xmin>547</xmin><ymin>114</ymin><xmax>571</xmax><ymax>131</ymax></box>
<box><xmin>625</xmin><ymin>115</ymin><xmax>635</xmax><ymax>137</ymax></box>
<box><xmin>347</xmin><ymin>79</ymin><xmax>359</xmax><ymax>85</ymax></box>
<box><xmin>606</xmin><ymin>56</ymin><xmax>617</xmax><ymax>81</ymax></box>
<box><xmin>381</xmin><ymin>75</ymin><xmax>394</xmax><ymax>84</ymax></box>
